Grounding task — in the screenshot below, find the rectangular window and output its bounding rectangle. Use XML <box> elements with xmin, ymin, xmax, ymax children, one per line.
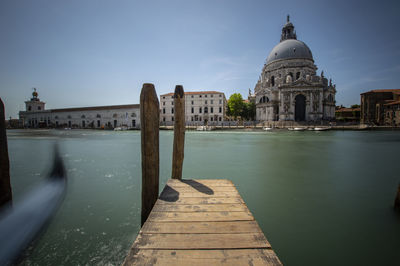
<box><xmin>191</xmin><ymin>107</ymin><xmax>194</xmax><ymax>113</ymax></box>
<box><xmin>219</xmin><ymin>94</ymin><xmax>222</xmax><ymax>97</ymax></box>
<box><xmin>211</xmin><ymin>94</ymin><xmax>213</xmax><ymax>98</ymax></box>
<box><xmin>205</xmin><ymin>95</ymin><xmax>207</xmax><ymax>98</ymax></box>
<box><xmin>172</xmin><ymin>108</ymin><xmax>174</xmax><ymax>114</ymax></box>
<box><xmin>219</xmin><ymin>107</ymin><xmax>222</xmax><ymax>113</ymax></box>
<box><xmin>199</xmin><ymin>107</ymin><xmax>202</xmax><ymax>113</ymax></box>
<box><xmin>97</xmin><ymin>120</ymin><xmax>100</xmax><ymax>127</ymax></box>
<box><xmin>211</xmin><ymin>107</ymin><xmax>213</xmax><ymax>113</ymax></box>
<box><xmin>163</xmin><ymin>108</ymin><xmax>166</xmax><ymax>114</ymax></box>
<box><xmin>172</xmin><ymin>101</ymin><xmax>174</xmax><ymax>105</ymax></box>
<box><xmin>211</xmin><ymin>100</ymin><xmax>213</xmax><ymax>104</ymax></box>
<box><xmin>163</xmin><ymin>117</ymin><xmax>166</xmax><ymax>122</ymax></box>
<box><xmin>172</xmin><ymin>117</ymin><xmax>174</xmax><ymax>121</ymax></box>
<box><xmin>163</xmin><ymin>102</ymin><xmax>165</xmax><ymax>106</ymax></box>
<box><xmin>191</xmin><ymin>95</ymin><xmax>194</xmax><ymax>98</ymax></box>
<box><xmin>191</xmin><ymin>101</ymin><xmax>194</xmax><ymax>105</ymax></box>
<box><xmin>163</xmin><ymin>96</ymin><xmax>165</xmax><ymax>99</ymax></box>
<box><xmin>211</xmin><ymin>117</ymin><xmax>213</xmax><ymax>121</ymax></box>
<box><xmin>199</xmin><ymin>117</ymin><xmax>202</xmax><ymax>121</ymax></box>
<box><xmin>191</xmin><ymin>117</ymin><xmax>193</xmax><ymax>121</ymax></box>
<box><xmin>205</xmin><ymin>100</ymin><xmax>207</xmax><ymax>104</ymax></box>
<box><xmin>199</xmin><ymin>95</ymin><xmax>202</xmax><ymax>98</ymax></box>
<box><xmin>219</xmin><ymin>100</ymin><xmax>222</xmax><ymax>104</ymax></box>
<box><xmin>132</xmin><ymin>120</ymin><xmax>136</xmax><ymax>127</ymax></box>
<box><xmin>219</xmin><ymin>117</ymin><xmax>222</xmax><ymax>121</ymax></box>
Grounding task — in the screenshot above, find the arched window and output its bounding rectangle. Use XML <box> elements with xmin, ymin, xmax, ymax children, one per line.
<box><xmin>296</xmin><ymin>72</ymin><xmax>300</xmax><ymax>80</ymax></box>
<box><xmin>259</xmin><ymin>96</ymin><xmax>270</xmax><ymax>103</ymax></box>
<box><xmin>204</xmin><ymin>107</ymin><xmax>208</xmax><ymax>113</ymax></box>
<box><xmin>271</xmin><ymin>76</ymin><xmax>275</xmax><ymax>86</ymax></box>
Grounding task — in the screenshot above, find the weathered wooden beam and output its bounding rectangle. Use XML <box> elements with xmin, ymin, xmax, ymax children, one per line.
<box><xmin>171</xmin><ymin>85</ymin><xmax>185</xmax><ymax>180</ymax></box>
<box><xmin>0</xmin><ymin>98</ymin><xmax>12</xmax><ymax>207</ymax></box>
<box><xmin>395</xmin><ymin>184</ymin><xmax>400</xmax><ymax>211</ymax></box>
<box><xmin>140</xmin><ymin>84</ymin><xmax>159</xmax><ymax>226</ymax></box>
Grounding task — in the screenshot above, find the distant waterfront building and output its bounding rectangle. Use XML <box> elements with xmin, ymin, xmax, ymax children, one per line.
<box><xmin>360</xmin><ymin>89</ymin><xmax>400</xmax><ymax>125</ymax></box>
<box><xmin>254</xmin><ymin>16</ymin><xmax>336</xmax><ymax>122</ymax></box>
<box><xmin>159</xmin><ymin>91</ymin><xmax>227</xmax><ymax>125</ymax></box>
<box><xmin>335</xmin><ymin>106</ymin><xmax>360</xmax><ymax>123</ymax></box>
<box><xmin>19</xmin><ymin>89</ymin><xmax>140</xmax><ymax>128</ymax></box>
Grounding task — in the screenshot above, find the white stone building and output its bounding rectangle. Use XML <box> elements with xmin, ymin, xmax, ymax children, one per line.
<box><xmin>254</xmin><ymin>16</ymin><xmax>336</xmax><ymax>122</ymax></box>
<box><xmin>160</xmin><ymin>91</ymin><xmax>227</xmax><ymax>126</ymax></box>
<box><xmin>19</xmin><ymin>89</ymin><xmax>140</xmax><ymax>129</ymax></box>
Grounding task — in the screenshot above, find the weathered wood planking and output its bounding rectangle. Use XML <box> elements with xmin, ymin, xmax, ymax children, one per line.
<box><xmin>123</xmin><ymin>179</ymin><xmax>282</xmax><ymax>265</ymax></box>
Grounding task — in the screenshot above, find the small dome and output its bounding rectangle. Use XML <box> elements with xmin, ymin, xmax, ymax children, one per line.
<box><xmin>266</xmin><ymin>39</ymin><xmax>313</xmax><ymax>64</ymax></box>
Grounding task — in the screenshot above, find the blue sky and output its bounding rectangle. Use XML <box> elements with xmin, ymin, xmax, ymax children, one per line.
<box><xmin>1</xmin><ymin>0</ymin><xmax>399</xmax><ymax>118</ymax></box>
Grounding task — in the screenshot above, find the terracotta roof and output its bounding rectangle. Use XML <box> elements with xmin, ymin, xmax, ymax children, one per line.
<box><xmin>335</xmin><ymin>107</ymin><xmax>360</xmax><ymax>112</ymax></box>
<box><xmin>160</xmin><ymin>91</ymin><xmax>224</xmax><ymax>97</ymax></box>
<box><xmin>361</xmin><ymin>89</ymin><xmax>400</xmax><ymax>94</ymax></box>
<box><xmin>51</xmin><ymin>104</ymin><xmax>139</xmax><ymax>113</ymax></box>
<box><xmin>384</xmin><ymin>100</ymin><xmax>400</xmax><ymax>106</ymax></box>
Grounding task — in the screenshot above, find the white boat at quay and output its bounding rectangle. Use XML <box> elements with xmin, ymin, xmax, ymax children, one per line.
<box><xmin>288</xmin><ymin>127</ymin><xmax>307</xmax><ymax>131</ymax></box>
<box><xmin>263</xmin><ymin>127</ymin><xmax>273</xmax><ymax>131</ymax></box>
<box><xmin>196</xmin><ymin>126</ymin><xmax>214</xmax><ymax>131</ymax></box>
<box><xmin>313</xmin><ymin>127</ymin><xmax>331</xmax><ymax>131</ymax></box>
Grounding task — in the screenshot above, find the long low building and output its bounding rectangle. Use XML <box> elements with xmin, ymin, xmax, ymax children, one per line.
<box><xmin>19</xmin><ymin>90</ymin><xmax>140</xmax><ymax>129</ymax></box>
<box><xmin>159</xmin><ymin>90</ymin><xmax>227</xmax><ymax>126</ymax></box>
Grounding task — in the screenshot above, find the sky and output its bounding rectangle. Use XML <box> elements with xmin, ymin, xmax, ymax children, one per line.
<box><xmin>1</xmin><ymin>0</ymin><xmax>400</xmax><ymax>118</ymax></box>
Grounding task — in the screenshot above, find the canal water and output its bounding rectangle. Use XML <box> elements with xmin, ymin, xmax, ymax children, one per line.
<box><xmin>6</xmin><ymin>129</ymin><xmax>400</xmax><ymax>265</ymax></box>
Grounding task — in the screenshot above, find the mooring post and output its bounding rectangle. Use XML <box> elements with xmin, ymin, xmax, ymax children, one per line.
<box><xmin>0</xmin><ymin>98</ymin><xmax>12</xmax><ymax>207</ymax></box>
<box><xmin>140</xmin><ymin>84</ymin><xmax>159</xmax><ymax>226</ymax></box>
<box><xmin>171</xmin><ymin>85</ymin><xmax>185</xmax><ymax>180</ymax></box>
<box><xmin>395</xmin><ymin>183</ymin><xmax>400</xmax><ymax>211</ymax></box>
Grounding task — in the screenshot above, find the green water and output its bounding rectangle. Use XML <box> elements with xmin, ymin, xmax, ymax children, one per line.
<box><xmin>6</xmin><ymin>129</ymin><xmax>400</xmax><ymax>265</ymax></box>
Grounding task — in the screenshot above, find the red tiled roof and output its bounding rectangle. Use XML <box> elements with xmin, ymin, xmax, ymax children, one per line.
<box><xmin>361</xmin><ymin>89</ymin><xmax>400</xmax><ymax>95</ymax></box>
<box><xmin>160</xmin><ymin>91</ymin><xmax>224</xmax><ymax>97</ymax></box>
<box><xmin>384</xmin><ymin>100</ymin><xmax>400</xmax><ymax>106</ymax></box>
<box><xmin>51</xmin><ymin>104</ymin><xmax>139</xmax><ymax>113</ymax></box>
<box><xmin>335</xmin><ymin>107</ymin><xmax>360</xmax><ymax>112</ymax></box>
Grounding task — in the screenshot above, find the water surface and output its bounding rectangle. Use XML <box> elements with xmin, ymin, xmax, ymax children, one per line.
<box><xmin>6</xmin><ymin>129</ymin><xmax>400</xmax><ymax>265</ymax></box>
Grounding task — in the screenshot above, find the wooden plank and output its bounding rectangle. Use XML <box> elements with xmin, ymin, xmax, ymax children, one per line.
<box><xmin>166</xmin><ymin>179</ymin><xmax>234</xmax><ymax>187</ymax></box>
<box><xmin>161</xmin><ymin>185</ymin><xmax>239</xmax><ymax>193</ymax></box>
<box><xmin>157</xmin><ymin>197</ymin><xmax>244</xmax><ymax>205</ymax></box>
<box><xmin>132</xmin><ymin>233</ymin><xmax>270</xmax><ymax>249</ymax></box>
<box><xmin>141</xmin><ymin>221</ymin><xmax>262</xmax><ymax>234</ymax></box>
<box><xmin>147</xmin><ymin>211</ymin><xmax>253</xmax><ymax>222</ymax></box>
<box><xmin>151</xmin><ymin>203</ymin><xmax>248</xmax><ymax>212</ymax></box>
<box><xmin>160</xmin><ymin>190</ymin><xmax>240</xmax><ymax>199</ymax></box>
<box><xmin>124</xmin><ymin>249</ymin><xmax>282</xmax><ymax>266</ymax></box>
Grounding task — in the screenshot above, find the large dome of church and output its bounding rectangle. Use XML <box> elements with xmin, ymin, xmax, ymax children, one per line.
<box><xmin>266</xmin><ymin>39</ymin><xmax>313</xmax><ymax>64</ymax></box>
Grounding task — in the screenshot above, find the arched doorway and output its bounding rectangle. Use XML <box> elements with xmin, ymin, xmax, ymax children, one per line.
<box><xmin>295</xmin><ymin>94</ymin><xmax>306</xmax><ymax>121</ymax></box>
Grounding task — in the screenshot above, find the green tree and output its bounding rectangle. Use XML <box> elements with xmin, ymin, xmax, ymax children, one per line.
<box><xmin>247</xmin><ymin>102</ymin><xmax>256</xmax><ymax>121</ymax></box>
<box><xmin>227</xmin><ymin>93</ymin><xmax>244</xmax><ymax>120</ymax></box>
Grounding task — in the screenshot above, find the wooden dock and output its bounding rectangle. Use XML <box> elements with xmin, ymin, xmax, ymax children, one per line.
<box><xmin>123</xmin><ymin>179</ymin><xmax>282</xmax><ymax>265</ymax></box>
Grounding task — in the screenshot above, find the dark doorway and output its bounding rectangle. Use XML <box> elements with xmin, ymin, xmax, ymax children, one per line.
<box><xmin>82</xmin><ymin>120</ymin><xmax>85</xmax><ymax>128</ymax></box>
<box><xmin>295</xmin><ymin>94</ymin><xmax>306</xmax><ymax>121</ymax></box>
<box><xmin>114</xmin><ymin>120</ymin><xmax>117</xmax><ymax>128</ymax></box>
<box><xmin>132</xmin><ymin>120</ymin><xmax>136</xmax><ymax>127</ymax></box>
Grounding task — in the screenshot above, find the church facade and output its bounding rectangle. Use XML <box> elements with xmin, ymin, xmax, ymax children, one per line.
<box><xmin>255</xmin><ymin>16</ymin><xmax>336</xmax><ymax>122</ymax></box>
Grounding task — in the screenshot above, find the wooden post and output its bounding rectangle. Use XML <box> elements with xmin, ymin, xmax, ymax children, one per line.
<box><xmin>0</xmin><ymin>98</ymin><xmax>12</xmax><ymax>207</ymax></box>
<box><xmin>140</xmin><ymin>84</ymin><xmax>159</xmax><ymax>226</ymax></box>
<box><xmin>395</xmin><ymin>184</ymin><xmax>400</xmax><ymax>211</ymax></box>
<box><xmin>171</xmin><ymin>85</ymin><xmax>185</xmax><ymax>180</ymax></box>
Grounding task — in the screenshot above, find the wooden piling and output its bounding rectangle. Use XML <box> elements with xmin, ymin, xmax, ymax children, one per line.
<box><xmin>140</xmin><ymin>84</ymin><xmax>159</xmax><ymax>226</ymax></box>
<box><xmin>171</xmin><ymin>85</ymin><xmax>185</xmax><ymax>180</ymax></box>
<box><xmin>0</xmin><ymin>98</ymin><xmax>12</xmax><ymax>207</ymax></box>
<box><xmin>395</xmin><ymin>184</ymin><xmax>400</xmax><ymax>211</ymax></box>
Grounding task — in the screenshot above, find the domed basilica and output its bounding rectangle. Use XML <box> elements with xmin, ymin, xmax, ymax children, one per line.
<box><xmin>254</xmin><ymin>16</ymin><xmax>336</xmax><ymax>122</ymax></box>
